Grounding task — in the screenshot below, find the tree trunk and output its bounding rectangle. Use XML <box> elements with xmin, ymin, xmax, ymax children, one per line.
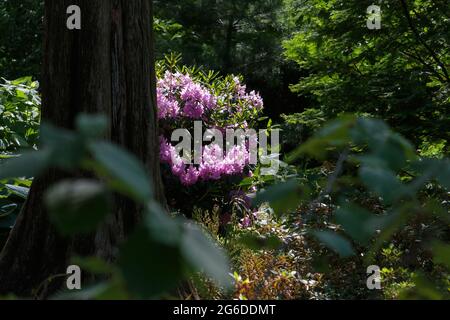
<box><xmin>0</xmin><ymin>0</ymin><xmax>165</xmax><ymax>298</ymax></box>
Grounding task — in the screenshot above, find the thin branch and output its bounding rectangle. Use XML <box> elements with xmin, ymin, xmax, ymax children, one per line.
<box><xmin>305</xmin><ymin>148</ymin><xmax>350</xmax><ymax>218</ymax></box>
<box><xmin>400</xmin><ymin>50</ymin><xmax>446</xmax><ymax>82</ymax></box>
<box><xmin>399</xmin><ymin>0</ymin><xmax>450</xmax><ymax>82</ymax></box>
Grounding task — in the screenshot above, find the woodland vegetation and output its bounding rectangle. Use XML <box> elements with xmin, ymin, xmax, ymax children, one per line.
<box><xmin>0</xmin><ymin>0</ymin><xmax>448</xmax><ymax>300</ymax></box>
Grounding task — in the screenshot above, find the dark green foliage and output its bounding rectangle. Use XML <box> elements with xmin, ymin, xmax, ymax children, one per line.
<box><xmin>45</xmin><ymin>180</ymin><xmax>111</xmax><ymax>236</ymax></box>
<box><xmin>0</xmin><ymin>77</ymin><xmax>39</xmax><ymax>249</ymax></box>
<box><xmin>0</xmin><ymin>0</ymin><xmax>43</xmax><ymax>79</ymax></box>
<box><xmin>0</xmin><ymin>114</ymin><xmax>232</xmax><ymax>299</ymax></box>
<box><xmin>253</xmin><ymin>179</ymin><xmax>302</xmax><ymax>215</ymax></box>
<box><xmin>283</xmin><ymin>0</ymin><xmax>450</xmax><ymax>148</ymax></box>
<box><xmin>0</xmin><ymin>177</ymin><xmax>29</xmax><ymax>249</ymax></box>
<box><xmin>0</xmin><ymin>77</ymin><xmax>40</xmax><ymax>151</ymax></box>
<box><xmin>312</xmin><ymin>230</ymin><xmax>356</xmax><ymax>258</ymax></box>
<box><xmin>1</xmin><ymin>0</ymin><xmax>449</xmax><ymax>300</ymax></box>
<box><xmin>280</xmin><ymin>109</ymin><xmax>326</xmax><ymax>152</ymax></box>
<box><xmin>154</xmin><ymin>0</ymin><xmax>304</xmax><ymax>118</ymax></box>
<box><xmin>155</xmin><ymin>0</ymin><xmax>283</xmax><ymax>73</ymax></box>
<box><xmin>259</xmin><ymin>115</ymin><xmax>450</xmax><ymax>299</ymax></box>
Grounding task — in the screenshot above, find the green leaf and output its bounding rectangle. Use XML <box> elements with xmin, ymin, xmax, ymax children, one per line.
<box><xmin>4</xmin><ymin>184</ymin><xmax>29</xmax><ymax>199</ymax></box>
<box><xmin>432</xmin><ymin>242</ymin><xmax>450</xmax><ymax>270</ymax></box>
<box><xmin>181</xmin><ymin>222</ymin><xmax>231</xmax><ymax>289</ymax></box>
<box><xmin>402</xmin><ymin>273</ymin><xmax>445</xmax><ymax>300</ymax></box>
<box><xmin>352</xmin><ymin>119</ymin><xmax>415</xmax><ymax>171</ymax></box>
<box><xmin>0</xmin><ymin>202</ymin><xmax>17</xmax><ymax>229</ymax></box>
<box><xmin>76</xmin><ymin>114</ymin><xmax>108</xmax><ymax>139</ymax></box>
<box><xmin>11</xmin><ymin>77</ymin><xmax>32</xmax><ymax>85</ymax></box>
<box><xmin>237</xmin><ymin>232</ymin><xmax>283</xmax><ymax>250</ymax></box>
<box><xmin>238</xmin><ymin>177</ymin><xmax>253</xmax><ymax>187</ymax></box>
<box><xmin>88</xmin><ymin>142</ymin><xmax>153</xmax><ymax>203</ymax></box>
<box><xmin>145</xmin><ymin>201</ymin><xmax>182</xmax><ymax>246</ymax></box>
<box><xmin>118</xmin><ymin>227</ymin><xmax>185</xmax><ymax>298</ymax></box>
<box><xmin>436</xmin><ymin>159</ymin><xmax>450</xmax><ymax>190</ymax></box>
<box><xmin>0</xmin><ymin>150</ymin><xmax>51</xmax><ymax>180</ymax></box>
<box><xmin>287</xmin><ymin>115</ymin><xmax>355</xmax><ymax>160</ymax></box>
<box><xmin>45</xmin><ymin>179</ymin><xmax>111</xmax><ymax>235</ymax></box>
<box><xmin>335</xmin><ymin>203</ymin><xmax>388</xmax><ymax>245</ymax></box>
<box><xmin>376</xmin><ymin>134</ymin><xmax>415</xmax><ymax>170</ymax></box>
<box><xmin>351</xmin><ymin>118</ymin><xmax>390</xmax><ymax>146</ymax></box>
<box><xmin>312</xmin><ymin>230</ymin><xmax>356</xmax><ymax>258</ymax></box>
<box><xmin>40</xmin><ymin>123</ymin><xmax>85</xmax><ymax>169</ymax></box>
<box><xmin>0</xmin><ymin>203</ymin><xmax>17</xmax><ymax>217</ymax></box>
<box><xmin>359</xmin><ymin>166</ymin><xmax>406</xmax><ymax>204</ymax></box>
<box><xmin>411</xmin><ymin>158</ymin><xmax>449</xmax><ymax>190</ymax></box>
<box><xmin>317</xmin><ymin>116</ymin><xmax>355</xmax><ymax>142</ymax></box>
<box><xmin>52</xmin><ymin>280</ymin><xmax>128</xmax><ymax>300</ymax></box>
<box><xmin>253</xmin><ymin>179</ymin><xmax>301</xmax><ymax>215</ymax></box>
<box><xmin>71</xmin><ymin>256</ymin><xmax>115</xmax><ymax>275</ymax></box>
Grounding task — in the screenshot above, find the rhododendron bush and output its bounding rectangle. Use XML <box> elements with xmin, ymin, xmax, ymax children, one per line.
<box><xmin>156</xmin><ymin>56</ymin><xmax>264</xmax><ymax>215</ymax></box>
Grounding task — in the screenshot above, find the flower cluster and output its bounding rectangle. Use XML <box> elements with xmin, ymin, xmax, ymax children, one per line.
<box><xmin>160</xmin><ymin>136</ymin><xmax>250</xmax><ymax>186</ymax></box>
<box><xmin>157</xmin><ymin>71</ymin><xmax>216</xmax><ymax>120</ymax></box>
<box><xmin>157</xmin><ymin>69</ymin><xmax>264</xmax><ymax>186</ymax></box>
<box><xmin>157</xmin><ymin>71</ymin><xmax>263</xmax><ymax>122</ymax></box>
<box><xmin>232</xmin><ymin>76</ymin><xmax>263</xmax><ymax>110</ymax></box>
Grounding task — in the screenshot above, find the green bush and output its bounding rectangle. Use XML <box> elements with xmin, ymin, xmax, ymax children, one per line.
<box><xmin>256</xmin><ymin>115</ymin><xmax>450</xmax><ymax>299</ymax></box>
<box><xmin>0</xmin><ymin>77</ymin><xmax>40</xmax><ymax>152</ymax></box>
<box><xmin>0</xmin><ymin>77</ymin><xmax>40</xmax><ymax>249</ymax></box>
<box><xmin>283</xmin><ymin>0</ymin><xmax>450</xmax><ymax>148</ymax></box>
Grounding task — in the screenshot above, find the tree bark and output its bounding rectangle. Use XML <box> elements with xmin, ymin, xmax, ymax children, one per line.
<box><xmin>0</xmin><ymin>0</ymin><xmax>165</xmax><ymax>298</ymax></box>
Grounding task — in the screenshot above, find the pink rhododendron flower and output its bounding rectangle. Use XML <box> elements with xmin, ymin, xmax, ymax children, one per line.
<box><xmin>157</xmin><ymin>87</ymin><xmax>180</xmax><ymax>119</ymax></box>
<box><xmin>157</xmin><ymin>70</ymin><xmax>264</xmax><ymax>186</ymax></box>
<box><xmin>159</xmin><ymin>136</ymin><xmax>251</xmax><ymax>186</ymax></box>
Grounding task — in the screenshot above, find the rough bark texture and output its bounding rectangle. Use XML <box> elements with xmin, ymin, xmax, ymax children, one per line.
<box><xmin>0</xmin><ymin>0</ymin><xmax>165</xmax><ymax>298</ymax></box>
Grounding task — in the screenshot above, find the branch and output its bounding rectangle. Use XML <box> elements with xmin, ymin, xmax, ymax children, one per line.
<box><xmin>305</xmin><ymin>148</ymin><xmax>350</xmax><ymax>219</ymax></box>
<box><xmin>400</xmin><ymin>50</ymin><xmax>446</xmax><ymax>82</ymax></box>
<box><xmin>399</xmin><ymin>0</ymin><xmax>450</xmax><ymax>82</ymax></box>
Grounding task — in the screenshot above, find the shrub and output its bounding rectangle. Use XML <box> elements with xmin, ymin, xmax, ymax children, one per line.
<box><xmin>156</xmin><ymin>55</ymin><xmax>265</xmax><ymax>216</ymax></box>
<box><xmin>0</xmin><ymin>77</ymin><xmax>39</xmax><ymax>250</ymax></box>
<box><xmin>0</xmin><ymin>77</ymin><xmax>40</xmax><ymax>152</ymax></box>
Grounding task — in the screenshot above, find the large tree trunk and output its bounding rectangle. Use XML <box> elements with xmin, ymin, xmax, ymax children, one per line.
<box><xmin>0</xmin><ymin>0</ymin><xmax>165</xmax><ymax>298</ymax></box>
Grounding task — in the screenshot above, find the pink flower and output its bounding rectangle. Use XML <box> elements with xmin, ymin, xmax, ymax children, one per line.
<box><xmin>159</xmin><ymin>135</ymin><xmax>251</xmax><ymax>185</ymax></box>
<box><xmin>180</xmin><ymin>166</ymin><xmax>200</xmax><ymax>186</ymax></box>
<box><xmin>156</xmin><ymin>70</ymin><xmax>264</xmax><ymax>186</ymax></box>
<box><xmin>233</xmin><ymin>76</ymin><xmax>247</xmax><ymax>98</ymax></box>
<box><xmin>180</xmin><ymin>82</ymin><xmax>216</xmax><ymax>118</ymax></box>
<box><xmin>157</xmin><ymin>87</ymin><xmax>180</xmax><ymax>119</ymax></box>
<box><xmin>244</xmin><ymin>90</ymin><xmax>264</xmax><ymax>110</ymax></box>
<box><xmin>240</xmin><ymin>216</ymin><xmax>252</xmax><ymax>228</ymax></box>
<box><xmin>183</xmin><ymin>100</ymin><xmax>204</xmax><ymax>119</ymax></box>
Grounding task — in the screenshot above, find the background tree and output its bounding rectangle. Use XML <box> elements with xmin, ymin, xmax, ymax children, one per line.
<box><xmin>0</xmin><ymin>0</ymin><xmax>307</xmax><ymax>119</ymax></box>
<box><xmin>154</xmin><ymin>0</ymin><xmax>305</xmax><ymax>118</ymax></box>
<box><xmin>283</xmin><ymin>0</ymin><xmax>450</xmax><ymax>150</ymax></box>
<box><xmin>0</xmin><ymin>0</ymin><xmax>165</xmax><ymax>297</ymax></box>
<box><xmin>0</xmin><ymin>0</ymin><xmax>43</xmax><ymax>79</ymax></box>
